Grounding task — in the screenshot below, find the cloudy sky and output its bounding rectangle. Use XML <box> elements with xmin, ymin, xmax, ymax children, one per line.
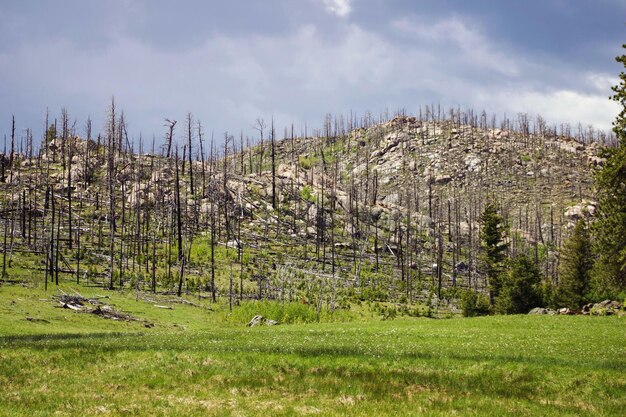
<box><xmin>1</xmin><ymin>0</ymin><xmax>624</xmax><ymax>145</ymax></box>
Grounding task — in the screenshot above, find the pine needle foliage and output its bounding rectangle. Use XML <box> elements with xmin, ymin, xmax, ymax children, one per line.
<box><xmin>592</xmin><ymin>44</ymin><xmax>626</xmax><ymax>299</ymax></box>
<box><xmin>480</xmin><ymin>202</ymin><xmax>509</xmax><ymax>305</ymax></box>
<box><xmin>557</xmin><ymin>219</ymin><xmax>593</xmax><ymax>309</ymax></box>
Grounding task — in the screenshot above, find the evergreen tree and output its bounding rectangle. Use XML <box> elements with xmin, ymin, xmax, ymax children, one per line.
<box><xmin>557</xmin><ymin>219</ymin><xmax>593</xmax><ymax>309</ymax></box>
<box><xmin>496</xmin><ymin>254</ymin><xmax>543</xmax><ymax>314</ymax></box>
<box><xmin>592</xmin><ymin>44</ymin><xmax>626</xmax><ymax>299</ymax></box>
<box><xmin>480</xmin><ymin>202</ymin><xmax>509</xmax><ymax>305</ymax></box>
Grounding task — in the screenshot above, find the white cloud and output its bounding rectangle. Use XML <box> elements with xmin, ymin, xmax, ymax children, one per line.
<box><xmin>320</xmin><ymin>0</ymin><xmax>353</xmax><ymax>18</ymax></box>
<box><xmin>490</xmin><ymin>89</ymin><xmax>619</xmax><ymax>132</ymax></box>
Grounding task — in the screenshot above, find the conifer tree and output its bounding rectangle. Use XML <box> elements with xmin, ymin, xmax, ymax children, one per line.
<box><xmin>496</xmin><ymin>254</ymin><xmax>543</xmax><ymax>314</ymax></box>
<box><xmin>556</xmin><ymin>219</ymin><xmax>592</xmax><ymax>309</ymax></box>
<box><xmin>480</xmin><ymin>202</ymin><xmax>509</xmax><ymax>305</ymax></box>
<box><xmin>592</xmin><ymin>44</ymin><xmax>626</xmax><ymax>298</ymax></box>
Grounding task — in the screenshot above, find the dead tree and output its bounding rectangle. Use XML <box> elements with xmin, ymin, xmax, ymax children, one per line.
<box><xmin>107</xmin><ymin>98</ymin><xmax>117</xmax><ymax>289</ymax></box>
<box><xmin>254</xmin><ymin>118</ymin><xmax>266</xmax><ymax>176</ymax></box>
<box><xmin>165</xmin><ymin>119</ymin><xmax>177</xmax><ymax>159</ymax></box>
<box><xmin>270</xmin><ymin>118</ymin><xmax>277</xmax><ymax>210</ymax></box>
<box><xmin>175</xmin><ymin>147</ymin><xmax>185</xmax><ymax>297</ymax></box>
<box><xmin>197</xmin><ymin>120</ymin><xmax>206</xmax><ymax>197</ymax></box>
<box><xmin>9</xmin><ymin>116</ymin><xmax>15</xmax><ymax>183</ymax></box>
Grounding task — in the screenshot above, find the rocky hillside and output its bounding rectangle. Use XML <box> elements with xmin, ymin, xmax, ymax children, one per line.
<box><xmin>0</xmin><ymin>111</ymin><xmax>607</xmax><ymax>308</ymax></box>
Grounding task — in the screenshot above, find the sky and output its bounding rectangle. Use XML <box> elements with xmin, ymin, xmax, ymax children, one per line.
<box><xmin>0</xmin><ymin>0</ymin><xmax>624</xmax><ymax>147</ymax></box>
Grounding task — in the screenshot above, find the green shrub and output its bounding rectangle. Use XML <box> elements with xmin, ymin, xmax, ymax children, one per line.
<box><xmin>299</xmin><ymin>154</ymin><xmax>319</xmax><ymax>170</ymax></box>
<box><xmin>300</xmin><ymin>185</ymin><xmax>315</xmax><ymax>202</ymax></box>
<box><xmin>460</xmin><ymin>289</ymin><xmax>491</xmax><ymax>317</ymax></box>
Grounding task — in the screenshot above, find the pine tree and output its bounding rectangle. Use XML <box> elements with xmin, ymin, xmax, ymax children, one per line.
<box><xmin>592</xmin><ymin>44</ymin><xmax>626</xmax><ymax>298</ymax></box>
<box><xmin>496</xmin><ymin>254</ymin><xmax>543</xmax><ymax>314</ymax></box>
<box><xmin>480</xmin><ymin>202</ymin><xmax>509</xmax><ymax>305</ymax></box>
<box><xmin>556</xmin><ymin>219</ymin><xmax>593</xmax><ymax>309</ymax></box>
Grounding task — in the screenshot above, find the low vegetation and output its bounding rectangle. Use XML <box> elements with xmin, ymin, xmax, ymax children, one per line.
<box><xmin>0</xmin><ymin>283</ymin><xmax>624</xmax><ymax>417</ymax></box>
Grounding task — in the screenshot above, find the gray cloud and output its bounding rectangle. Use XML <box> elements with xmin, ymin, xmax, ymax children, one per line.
<box><xmin>0</xmin><ymin>1</ymin><xmax>622</xmax><ymax>144</ymax></box>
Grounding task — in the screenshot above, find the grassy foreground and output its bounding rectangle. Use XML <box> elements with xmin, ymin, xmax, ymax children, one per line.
<box><xmin>0</xmin><ymin>284</ymin><xmax>624</xmax><ymax>416</ymax></box>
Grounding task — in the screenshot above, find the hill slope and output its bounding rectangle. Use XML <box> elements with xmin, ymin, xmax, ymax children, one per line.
<box><xmin>0</xmin><ymin>111</ymin><xmax>607</xmax><ymax>308</ymax></box>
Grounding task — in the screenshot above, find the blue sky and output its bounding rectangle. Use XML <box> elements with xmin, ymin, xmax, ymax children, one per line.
<box><xmin>0</xmin><ymin>0</ymin><xmax>624</xmax><ymax>145</ymax></box>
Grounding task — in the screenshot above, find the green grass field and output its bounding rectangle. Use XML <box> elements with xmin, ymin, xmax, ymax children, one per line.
<box><xmin>0</xmin><ymin>283</ymin><xmax>624</xmax><ymax>416</ymax></box>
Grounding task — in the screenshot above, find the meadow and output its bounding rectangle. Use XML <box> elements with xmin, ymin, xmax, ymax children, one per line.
<box><xmin>0</xmin><ymin>284</ymin><xmax>624</xmax><ymax>416</ymax></box>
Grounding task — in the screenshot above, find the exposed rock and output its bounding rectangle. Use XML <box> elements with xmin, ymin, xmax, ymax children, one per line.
<box><xmin>459</xmin><ymin>221</ymin><xmax>478</xmax><ymax>236</ymax></box>
<box><xmin>528</xmin><ymin>307</ymin><xmax>556</xmax><ymax>315</ymax></box>
<box><xmin>583</xmin><ymin>300</ymin><xmax>623</xmax><ymax>316</ymax></box>
<box><xmin>307</xmin><ymin>203</ymin><xmax>319</xmax><ymax>220</ymax></box>
<box><xmin>433</xmin><ymin>175</ymin><xmax>452</xmax><ymax>185</ymax></box>
<box><xmin>464</xmin><ymin>155</ymin><xmax>481</xmax><ymax>172</ymax></box>
<box><xmin>587</xmin><ymin>156</ymin><xmax>605</xmax><ymax>166</ymax></box>
<box><xmin>226</xmin><ymin>239</ymin><xmax>241</xmax><ymax>249</ymax></box>
<box><xmin>369</xmin><ymin>206</ymin><xmax>384</xmax><ymax>222</ymax></box>
<box><xmin>564</xmin><ymin>201</ymin><xmax>596</xmax><ymax>221</ymax></box>
<box><xmin>414</xmin><ymin>214</ymin><xmax>434</xmax><ymax>230</ymax></box>
<box><xmin>247</xmin><ymin>315</ymin><xmax>264</xmax><ymax>327</ymax></box>
<box><xmin>247</xmin><ymin>315</ymin><xmax>279</xmax><ymax>327</ymax></box>
<box><xmin>335</xmin><ymin>191</ymin><xmax>349</xmax><ymax>211</ymax></box>
<box><xmin>597</xmin><ymin>299</ymin><xmax>622</xmax><ymax>308</ymax></box>
<box><xmin>382</xmin><ymin>193</ymin><xmax>399</xmax><ymax>205</ymax></box>
<box><xmin>334</xmin><ymin>242</ymin><xmax>354</xmax><ymax>250</ymax></box>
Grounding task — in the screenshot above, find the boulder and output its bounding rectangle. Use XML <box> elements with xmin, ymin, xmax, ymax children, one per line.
<box><xmin>369</xmin><ymin>206</ymin><xmax>384</xmax><ymax>222</ymax></box>
<box><xmin>528</xmin><ymin>307</ymin><xmax>556</xmax><ymax>315</ymax></box>
<box><xmin>247</xmin><ymin>315</ymin><xmax>279</xmax><ymax>327</ymax></box>
<box><xmin>596</xmin><ymin>299</ymin><xmax>621</xmax><ymax>309</ymax></box>
<box><xmin>226</xmin><ymin>239</ymin><xmax>241</xmax><ymax>249</ymax></box>
<box><xmin>464</xmin><ymin>155</ymin><xmax>481</xmax><ymax>172</ymax></box>
<box><xmin>307</xmin><ymin>203</ymin><xmax>320</xmax><ymax>220</ymax></box>
<box><xmin>564</xmin><ymin>202</ymin><xmax>596</xmax><ymax>221</ymax></box>
<box><xmin>589</xmin><ymin>300</ymin><xmax>623</xmax><ymax>316</ymax></box>
<box><xmin>433</xmin><ymin>175</ymin><xmax>452</xmax><ymax>185</ymax></box>
<box><xmin>247</xmin><ymin>315</ymin><xmax>264</xmax><ymax>327</ymax></box>
<box><xmin>382</xmin><ymin>193</ymin><xmax>399</xmax><ymax>205</ymax></box>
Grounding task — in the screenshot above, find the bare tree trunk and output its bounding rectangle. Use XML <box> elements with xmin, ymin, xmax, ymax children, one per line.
<box><xmin>270</xmin><ymin>119</ymin><xmax>277</xmax><ymax>210</ymax></box>
<box><xmin>108</xmin><ymin>98</ymin><xmax>116</xmax><ymax>290</ymax></box>
<box><xmin>175</xmin><ymin>147</ymin><xmax>185</xmax><ymax>297</ymax></box>
<box><xmin>210</xmin><ymin>200</ymin><xmax>216</xmax><ymax>302</ymax></box>
<box><xmin>165</xmin><ymin>119</ymin><xmax>176</xmax><ymax>159</ymax></box>
<box><xmin>2</xmin><ymin>196</ymin><xmax>8</xmax><ymax>279</ymax></box>
<box><xmin>198</xmin><ymin>120</ymin><xmax>206</xmax><ymax>197</ymax></box>
<box><xmin>9</xmin><ymin>116</ymin><xmax>15</xmax><ymax>183</ymax></box>
<box><xmin>187</xmin><ymin>113</ymin><xmax>195</xmax><ymax>197</ymax></box>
